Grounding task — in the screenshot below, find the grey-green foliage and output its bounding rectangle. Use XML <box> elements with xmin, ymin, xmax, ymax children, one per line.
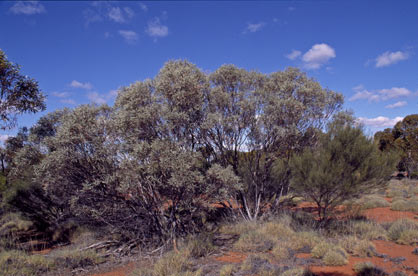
<box><xmin>290</xmin><ymin>120</ymin><xmax>397</xmax><ymax>221</ymax></box>
<box><xmin>0</xmin><ymin>49</ymin><xmax>46</xmax><ymax>130</ymax></box>
<box><xmin>204</xmin><ymin>66</ymin><xmax>343</xmax><ymax>219</ymax></box>
<box><xmin>33</xmin><ymin>61</ymin><xmax>241</xmax><ymax>243</ymax></box>
<box><xmin>10</xmin><ymin>60</ymin><xmax>345</xmax><ymax>244</ymax></box>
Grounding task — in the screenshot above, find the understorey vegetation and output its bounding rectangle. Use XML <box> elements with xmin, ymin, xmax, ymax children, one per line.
<box><xmin>0</xmin><ymin>58</ymin><xmax>411</xmax><ymax>275</ymax></box>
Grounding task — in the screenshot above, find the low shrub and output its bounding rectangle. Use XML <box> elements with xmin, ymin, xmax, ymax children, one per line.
<box><xmin>322</xmin><ymin>249</ymin><xmax>348</xmax><ymax>266</ymax></box>
<box><xmin>219</xmin><ymin>264</ymin><xmax>236</xmax><ymax>276</ymax></box>
<box><xmin>353</xmin><ymin>262</ymin><xmax>375</xmax><ymax>273</ymax></box>
<box><xmin>397</xmin><ymin>229</ymin><xmax>418</xmax><ymax>245</ymax></box>
<box><xmin>354</xmin><ymin>239</ymin><xmax>376</xmax><ymax>257</ymax></box>
<box><xmin>240</xmin><ymin>253</ymin><xmax>271</xmax><ymax>273</ymax></box>
<box><xmin>311</xmin><ymin>241</ymin><xmax>347</xmax><ymax>265</ymax></box>
<box><xmin>49</xmin><ymin>248</ymin><xmax>103</xmax><ymax>269</ymax></box>
<box><xmin>152</xmin><ymin>250</ymin><xmax>192</xmax><ymax>276</ymax></box>
<box><xmin>311</xmin><ymin>241</ymin><xmax>332</xmax><ymax>258</ymax></box>
<box><xmin>353</xmin><ymin>262</ymin><xmax>388</xmax><ymax>275</ymax></box>
<box><xmin>234</xmin><ymin>231</ymin><xmax>274</xmax><ymax>252</ymax></box>
<box><xmin>219</xmin><ymin>220</ymin><xmax>258</xmax><ymax>236</ymax></box>
<box><xmin>0</xmin><ymin>250</ymin><xmax>54</xmax><ymax>276</ymax></box>
<box><xmin>350</xmin><ymin>221</ymin><xmax>388</xmax><ymax>240</ymax></box>
<box><xmin>286</xmin><ymin>231</ymin><xmax>322</xmax><ymax>252</ymax></box>
<box><xmin>182</xmin><ymin>233</ymin><xmax>215</xmax><ymax>258</ymax></box>
<box><xmin>388</xmin><ymin>219</ymin><xmax>418</xmax><ymax>244</ymax></box>
<box><xmin>357</xmin><ymin>196</ymin><xmax>390</xmax><ymax>209</ymax></box>
<box><xmin>339</xmin><ymin>236</ymin><xmax>375</xmax><ymax>257</ymax></box>
<box><xmin>257</xmin><ymin>220</ymin><xmax>295</xmax><ymax>241</ymax></box>
<box><xmin>391</xmin><ymin>199</ymin><xmax>418</xmax><ymax>212</ymax></box>
<box><xmin>271</xmin><ymin>245</ymin><xmax>290</xmax><ymax>261</ymax></box>
<box><xmin>280</xmin><ymin>268</ymin><xmax>306</xmax><ymax>276</ymax></box>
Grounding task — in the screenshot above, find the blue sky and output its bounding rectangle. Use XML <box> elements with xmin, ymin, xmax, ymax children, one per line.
<box><xmin>1</xmin><ymin>0</ymin><xmax>417</xmax><ymax>140</ymax></box>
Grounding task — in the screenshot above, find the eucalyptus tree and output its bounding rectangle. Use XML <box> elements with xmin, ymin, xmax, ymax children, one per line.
<box><xmin>203</xmin><ymin>66</ymin><xmax>343</xmax><ymax>220</ymax></box>
<box><xmin>0</xmin><ymin>50</ymin><xmax>45</xmax><ymax>130</ymax></box>
<box><xmin>111</xmin><ymin>61</ymin><xmax>241</xmax><ymax>242</ymax></box>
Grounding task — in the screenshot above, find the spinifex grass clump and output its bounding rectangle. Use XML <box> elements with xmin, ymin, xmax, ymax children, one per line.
<box><xmin>357</xmin><ymin>195</ymin><xmax>390</xmax><ymax>209</ymax></box>
<box><xmin>391</xmin><ymin>198</ymin><xmax>418</xmax><ymax>212</ymax></box>
<box><xmin>388</xmin><ymin>218</ymin><xmax>418</xmax><ymax>245</ymax></box>
<box><xmin>311</xmin><ymin>241</ymin><xmax>348</xmax><ymax>266</ymax></box>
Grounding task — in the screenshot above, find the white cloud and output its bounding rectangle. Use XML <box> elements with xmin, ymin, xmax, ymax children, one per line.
<box><xmin>108</xmin><ymin>7</ymin><xmax>124</xmax><ymax>23</ymax></box>
<box><xmin>70</xmin><ymin>80</ymin><xmax>93</xmax><ymax>90</ymax></box>
<box><xmin>108</xmin><ymin>7</ymin><xmax>134</xmax><ymax>23</ymax></box>
<box><xmin>10</xmin><ymin>1</ymin><xmax>46</xmax><ymax>15</ymax></box>
<box><xmin>375</xmin><ymin>51</ymin><xmax>409</xmax><ymax>68</ymax></box>
<box><xmin>146</xmin><ymin>18</ymin><xmax>169</xmax><ymax>39</ymax></box>
<box><xmin>357</xmin><ymin>116</ymin><xmax>404</xmax><ymax>128</ymax></box>
<box><xmin>0</xmin><ymin>134</ymin><xmax>10</xmax><ymax>143</ymax></box>
<box><xmin>88</xmin><ymin>92</ymin><xmax>107</xmax><ymax>105</ymax></box>
<box><xmin>379</xmin><ymin>87</ymin><xmax>411</xmax><ymax>99</ymax></box>
<box><xmin>84</xmin><ymin>3</ymin><xmax>134</xmax><ymax>26</ymax></box>
<box><xmin>244</xmin><ymin>22</ymin><xmax>265</xmax><ymax>33</ymax></box>
<box><xmin>87</xmin><ymin>89</ymin><xmax>119</xmax><ymax>105</ymax></box>
<box><xmin>385</xmin><ymin>101</ymin><xmax>407</xmax><ymax>109</ymax></box>
<box><xmin>139</xmin><ymin>3</ymin><xmax>148</xmax><ymax>12</ymax></box>
<box><xmin>286</xmin><ymin>50</ymin><xmax>301</xmax><ymax>60</ymax></box>
<box><xmin>60</xmin><ymin>99</ymin><xmax>76</xmax><ymax>105</ymax></box>
<box><xmin>302</xmin><ymin>43</ymin><xmax>336</xmax><ymax>69</ymax></box>
<box><xmin>288</xmin><ymin>7</ymin><xmax>296</xmax><ymax>11</ymax></box>
<box><xmin>52</xmin><ymin>91</ymin><xmax>70</xmax><ymax>98</ymax></box>
<box><xmin>350</xmin><ymin>85</ymin><xmax>412</xmax><ymax>102</ymax></box>
<box><xmin>118</xmin><ymin>30</ymin><xmax>139</xmax><ymax>43</ymax></box>
<box><xmin>108</xmin><ymin>89</ymin><xmax>119</xmax><ymax>97</ymax></box>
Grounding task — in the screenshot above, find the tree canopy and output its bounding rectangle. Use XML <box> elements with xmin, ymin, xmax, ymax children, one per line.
<box><xmin>374</xmin><ymin>114</ymin><xmax>418</xmax><ymax>177</ymax></box>
<box><xmin>0</xmin><ymin>50</ymin><xmax>46</xmax><ymax>130</ymax></box>
<box><xmin>2</xmin><ymin>60</ymin><xmax>398</xmax><ymax>248</ymax></box>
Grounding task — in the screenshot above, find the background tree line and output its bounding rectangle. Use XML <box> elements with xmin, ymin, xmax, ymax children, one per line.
<box><xmin>374</xmin><ymin>114</ymin><xmax>418</xmax><ymax>179</ymax></box>
<box><xmin>0</xmin><ymin>57</ymin><xmax>400</xmax><ymax>250</ymax></box>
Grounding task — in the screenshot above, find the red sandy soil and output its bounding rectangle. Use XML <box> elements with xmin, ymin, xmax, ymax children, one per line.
<box><xmin>215</xmin><ymin>251</ymin><xmax>248</xmax><ymax>263</ymax></box>
<box><xmin>363</xmin><ymin>207</ymin><xmax>417</xmax><ymax>223</ymax></box>
<box><xmin>89</xmin><ymin>262</ymin><xmax>135</xmax><ymax>276</ymax></box>
<box><xmin>32</xmin><ymin>248</ymin><xmax>52</xmax><ymax>255</ymax></box>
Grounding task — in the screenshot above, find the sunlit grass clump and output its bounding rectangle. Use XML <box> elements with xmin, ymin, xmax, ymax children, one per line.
<box><xmin>388</xmin><ymin>218</ymin><xmax>418</xmax><ymax>245</ymax></box>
